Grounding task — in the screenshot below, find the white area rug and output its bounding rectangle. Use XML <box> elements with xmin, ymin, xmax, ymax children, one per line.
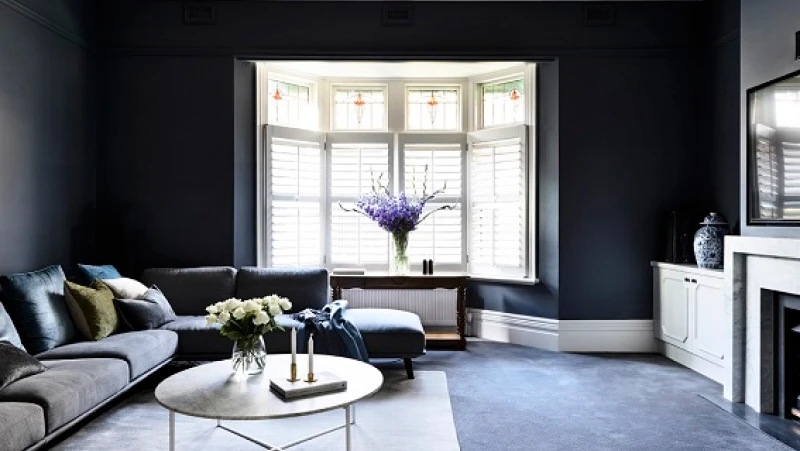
<box><xmin>54</xmin><ymin>371</ymin><xmax>459</xmax><ymax>451</ymax></box>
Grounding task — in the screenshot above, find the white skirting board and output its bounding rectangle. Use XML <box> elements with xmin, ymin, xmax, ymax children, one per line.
<box><xmin>467</xmin><ymin>308</ymin><xmax>657</xmax><ymax>353</ymax></box>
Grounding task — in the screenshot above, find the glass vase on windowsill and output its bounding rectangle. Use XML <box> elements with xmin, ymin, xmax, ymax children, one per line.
<box><xmin>391</xmin><ymin>231</ymin><xmax>410</xmax><ymax>276</ymax></box>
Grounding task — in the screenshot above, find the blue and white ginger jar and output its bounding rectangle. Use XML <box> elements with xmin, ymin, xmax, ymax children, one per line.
<box><xmin>693</xmin><ymin>213</ymin><xmax>729</xmax><ymax>269</ymax></box>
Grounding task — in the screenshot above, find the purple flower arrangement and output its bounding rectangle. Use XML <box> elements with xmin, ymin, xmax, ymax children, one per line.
<box><xmin>341</xmin><ymin>168</ymin><xmax>452</xmax><ymax>274</ymax></box>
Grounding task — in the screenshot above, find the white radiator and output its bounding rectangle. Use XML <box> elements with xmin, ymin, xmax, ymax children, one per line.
<box><xmin>340</xmin><ymin>289</ymin><xmax>457</xmax><ymax>327</ymax></box>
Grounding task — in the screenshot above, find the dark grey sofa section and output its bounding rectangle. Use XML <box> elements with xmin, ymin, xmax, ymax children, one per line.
<box><xmin>35</xmin><ymin>330</ymin><xmax>178</xmax><ymax>379</ymax></box>
<box><xmin>0</xmin><ymin>402</ymin><xmax>45</xmax><ymax>451</ymax></box>
<box><xmin>148</xmin><ymin>267</ymin><xmax>426</xmax><ymax>375</ymax></box>
<box><xmin>141</xmin><ymin>267</ymin><xmax>238</xmax><ymax>315</ymax></box>
<box><xmin>0</xmin><ymin>358</ymin><xmax>129</xmax><ymax>433</ymax></box>
<box><xmin>235</xmin><ymin>267</ymin><xmax>329</xmax><ymax>311</ymax></box>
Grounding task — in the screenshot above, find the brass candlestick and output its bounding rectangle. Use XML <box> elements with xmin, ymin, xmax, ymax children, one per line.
<box><xmin>304</xmin><ymin>371</ymin><xmax>317</xmax><ymax>383</ymax></box>
<box><xmin>287</xmin><ymin>363</ymin><xmax>299</xmax><ymax>382</ymax></box>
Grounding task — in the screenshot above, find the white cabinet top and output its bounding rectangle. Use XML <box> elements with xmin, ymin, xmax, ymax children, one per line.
<box><xmin>650</xmin><ymin>261</ymin><xmax>724</xmax><ymax>279</ymax></box>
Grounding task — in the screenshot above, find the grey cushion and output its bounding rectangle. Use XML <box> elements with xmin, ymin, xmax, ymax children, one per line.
<box><xmin>141</xmin><ymin>267</ymin><xmax>237</xmax><ymax>315</ymax></box>
<box><xmin>0</xmin><ymin>358</ymin><xmax>128</xmax><ymax>433</ymax></box>
<box><xmin>0</xmin><ymin>402</ymin><xmax>45</xmax><ymax>451</ymax></box>
<box><xmin>343</xmin><ymin>309</ymin><xmax>426</xmax><ymax>357</ymax></box>
<box><xmin>235</xmin><ymin>267</ymin><xmax>329</xmax><ymax>312</ymax></box>
<box><xmin>0</xmin><ymin>341</ymin><xmax>47</xmax><ymax>391</ymax></box>
<box><xmin>0</xmin><ymin>301</ymin><xmax>24</xmax><ymax>350</ymax></box>
<box><xmin>115</xmin><ymin>286</ymin><xmax>176</xmax><ymax>330</ymax></box>
<box><xmin>35</xmin><ymin>330</ymin><xmax>177</xmax><ymax>379</ymax></box>
<box><xmin>162</xmin><ymin>315</ymin><xmax>298</xmax><ymax>357</ymax></box>
<box><xmin>0</xmin><ymin>265</ymin><xmax>79</xmax><ymax>354</ymax></box>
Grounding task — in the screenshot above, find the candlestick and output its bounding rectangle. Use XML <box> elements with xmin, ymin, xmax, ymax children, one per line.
<box><xmin>290</xmin><ymin>328</ymin><xmax>297</xmax><ymax>365</ymax></box>
<box><xmin>288</xmin><ymin>362</ymin><xmax>298</xmax><ymax>382</ymax></box>
<box><xmin>304</xmin><ymin>335</ymin><xmax>316</xmax><ymax>382</ymax></box>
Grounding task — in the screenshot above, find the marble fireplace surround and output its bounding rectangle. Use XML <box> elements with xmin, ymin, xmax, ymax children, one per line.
<box><xmin>724</xmin><ymin>236</ymin><xmax>800</xmax><ymax>413</ymax></box>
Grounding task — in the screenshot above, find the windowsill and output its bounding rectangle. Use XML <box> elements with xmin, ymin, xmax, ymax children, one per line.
<box><xmin>468</xmin><ymin>275</ymin><xmax>540</xmax><ymax>286</ymax></box>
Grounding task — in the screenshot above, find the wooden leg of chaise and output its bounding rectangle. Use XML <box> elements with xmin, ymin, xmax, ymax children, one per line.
<box><xmin>404</xmin><ymin>358</ymin><xmax>415</xmax><ymax>379</ymax></box>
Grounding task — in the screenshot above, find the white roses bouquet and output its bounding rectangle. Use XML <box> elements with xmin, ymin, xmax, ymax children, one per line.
<box><xmin>206</xmin><ymin>295</ymin><xmax>292</xmax><ymax>374</ymax></box>
<box><xmin>205</xmin><ymin>295</ymin><xmax>292</xmax><ymax>339</ymax></box>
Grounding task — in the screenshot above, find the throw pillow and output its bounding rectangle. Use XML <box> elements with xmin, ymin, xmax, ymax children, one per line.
<box><xmin>0</xmin><ymin>341</ymin><xmax>47</xmax><ymax>391</ymax></box>
<box><xmin>0</xmin><ymin>301</ymin><xmax>25</xmax><ymax>351</ymax></box>
<box><xmin>77</xmin><ymin>264</ymin><xmax>122</xmax><ymax>284</ymax></box>
<box><xmin>115</xmin><ymin>286</ymin><xmax>177</xmax><ymax>330</ymax></box>
<box><xmin>0</xmin><ymin>265</ymin><xmax>79</xmax><ymax>354</ymax></box>
<box><xmin>64</xmin><ymin>280</ymin><xmax>120</xmax><ymax>340</ymax></box>
<box><xmin>102</xmin><ymin>277</ymin><xmax>148</xmax><ymax>299</ymax></box>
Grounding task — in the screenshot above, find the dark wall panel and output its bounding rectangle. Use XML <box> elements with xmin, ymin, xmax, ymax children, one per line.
<box><xmin>557</xmin><ymin>54</ymin><xmax>708</xmax><ymax>320</ymax></box>
<box><xmin>233</xmin><ymin>60</ymin><xmax>256</xmax><ymax>268</ymax></box>
<box><xmin>0</xmin><ymin>2</ymin><xmax>94</xmax><ymax>275</ymax></box>
<box><xmin>97</xmin><ymin>56</ymin><xmax>234</xmax><ymax>274</ymax></box>
<box><xmin>740</xmin><ymin>0</ymin><xmax>800</xmax><ymax>237</ymax></box>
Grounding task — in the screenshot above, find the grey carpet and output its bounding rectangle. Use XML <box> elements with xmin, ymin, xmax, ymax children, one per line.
<box><xmin>53</xmin><ymin>371</ymin><xmax>458</xmax><ymax>451</ymax></box>
<box><xmin>413</xmin><ymin>340</ymin><xmax>793</xmax><ymax>451</ymax></box>
<box><xmin>51</xmin><ymin>340</ymin><xmax>795</xmax><ymax>451</ymax></box>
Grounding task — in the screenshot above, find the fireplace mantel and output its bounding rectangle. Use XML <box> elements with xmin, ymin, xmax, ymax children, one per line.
<box><xmin>724</xmin><ymin>236</ymin><xmax>800</xmax><ymax>412</ymax></box>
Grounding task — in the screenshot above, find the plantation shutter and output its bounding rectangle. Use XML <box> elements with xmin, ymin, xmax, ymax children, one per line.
<box><xmin>780</xmin><ymin>133</ymin><xmax>800</xmax><ymax>218</ymax></box>
<box><xmin>263</xmin><ymin>125</ymin><xmax>324</xmax><ymax>267</ymax></box>
<box><xmin>467</xmin><ymin>125</ymin><xmax>529</xmax><ymax>278</ymax></box>
<box><xmin>327</xmin><ymin>132</ymin><xmax>394</xmax><ymax>268</ymax></box>
<box><xmin>398</xmin><ymin>133</ymin><xmax>466</xmax><ymax>269</ymax></box>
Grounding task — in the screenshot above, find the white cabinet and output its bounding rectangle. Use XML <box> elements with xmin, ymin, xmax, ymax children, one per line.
<box><xmin>652</xmin><ymin>262</ymin><xmax>725</xmax><ymax>382</ymax></box>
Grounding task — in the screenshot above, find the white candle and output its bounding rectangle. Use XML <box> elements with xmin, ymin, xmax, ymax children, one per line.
<box><xmin>308</xmin><ymin>334</ymin><xmax>314</xmax><ymax>375</ymax></box>
<box><xmin>291</xmin><ymin>328</ymin><xmax>297</xmax><ymax>365</ymax></box>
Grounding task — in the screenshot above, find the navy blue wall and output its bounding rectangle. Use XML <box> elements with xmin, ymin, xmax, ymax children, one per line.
<box><xmin>0</xmin><ymin>0</ymin><xmax>95</xmax><ymax>275</ymax></box>
<box><xmin>96</xmin><ymin>1</ymin><xmax>708</xmax><ymax>320</ymax></box>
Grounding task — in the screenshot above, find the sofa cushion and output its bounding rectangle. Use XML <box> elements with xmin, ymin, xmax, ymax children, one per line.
<box><xmin>0</xmin><ymin>358</ymin><xmax>128</xmax><ymax>433</ymax></box>
<box><xmin>116</xmin><ymin>286</ymin><xmax>176</xmax><ymax>330</ymax></box>
<box><xmin>343</xmin><ymin>309</ymin><xmax>426</xmax><ymax>357</ymax></box>
<box><xmin>141</xmin><ymin>267</ymin><xmax>237</xmax><ymax>315</ymax></box>
<box><xmin>0</xmin><ymin>341</ymin><xmax>47</xmax><ymax>391</ymax></box>
<box><xmin>0</xmin><ymin>402</ymin><xmax>46</xmax><ymax>451</ymax></box>
<box><xmin>35</xmin><ymin>330</ymin><xmax>177</xmax><ymax>379</ymax></box>
<box><xmin>0</xmin><ymin>265</ymin><xmax>79</xmax><ymax>354</ymax></box>
<box><xmin>77</xmin><ymin>264</ymin><xmax>122</xmax><ymax>284</ymax></box>
<box><xmin>162</xmin><ymin>315</ymin><xmax>298</xmax><ymax>357</ymax></box>
<box><xmin>235</xmin><ymin>267</ymin><xmax>329</xmax><ymax>312</ymax></box>
<box><xmin>102</xmin><ymin>277</ymin><xmax>148</xmax><ymax>300</ymax></box>
<box><xmin>0</xmin><ymin>301</ymin><xmax>24</xmax><ymax>350</ymax></box>
<box><xmin>64</xmin><ymin>280</ymin><xmax>120</xmax><ymax>340</ymax></box>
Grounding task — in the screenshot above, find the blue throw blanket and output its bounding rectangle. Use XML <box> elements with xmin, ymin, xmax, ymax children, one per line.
<box><xmin>292</xmin><ymin>300</ymin><xmax>369</xmax><ymax>362</ymax></box>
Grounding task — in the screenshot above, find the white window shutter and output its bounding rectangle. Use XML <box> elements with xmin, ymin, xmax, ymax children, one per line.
<box><xmin>467</xmin><ymin>125</ymin><xmax>529</xmax><ymax>278</ymax></box>
<box><xmin>398</xmin><ymin>133</ymin><xmax>466</xmax><ymax>268</ymax></box>
<box><xmin>327</xmin><ymin>132</ymin><xmax>394</xmax><ymax>268</ymax></box>
<box><xmin>263</xmin><ymin>125</ymin><xmax>325</xmax><ymax>268</ymax></box>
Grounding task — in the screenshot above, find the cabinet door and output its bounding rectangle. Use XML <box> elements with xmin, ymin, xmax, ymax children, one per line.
<box><xmin>691</xmin><ymin>276</ymin><xmax>725</xmax><ymax>362</ymax></box>
<box><xmin>658</xmin><ymin>269</ymin><xmax>690</xmax><ymax>348</ymax></box>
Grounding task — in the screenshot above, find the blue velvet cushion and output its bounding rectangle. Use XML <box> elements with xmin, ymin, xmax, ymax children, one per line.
<box><xmin>0</xmin><ymin>265</ymin><xmax>79</xmax><ymax>354</ymax></box>
<box><xmin>77</xmin><ymin>264</ymin><xmax>122</xmax><ymax>284</ymax></box>
<box><xmin>0</xmin><ymin>301</ymin><xmax>25</xmax><ymax>351</ymax></box>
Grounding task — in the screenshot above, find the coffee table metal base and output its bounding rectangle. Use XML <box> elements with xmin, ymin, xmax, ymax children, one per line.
<box><xmin>168</xmin><ymin>405</ymin><xmax>356</xmax><ymax>451</ymax></box>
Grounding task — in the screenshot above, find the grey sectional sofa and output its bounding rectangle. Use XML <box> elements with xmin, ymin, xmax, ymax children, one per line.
<box><xmin>0</xmin><ymin>266</ymin><xmax>425</xmax><ymax>451</ymax></box>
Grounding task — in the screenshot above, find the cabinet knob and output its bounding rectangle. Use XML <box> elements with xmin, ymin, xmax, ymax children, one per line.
<box><xmin>684</xmin><ymin>277</ymin><xmax>690</xmax><ymax>282</ymax></box>
<box><xmin>691</xmin><ymin>279</ymin><xmax>697</xmax><ymax>284</ymax></box>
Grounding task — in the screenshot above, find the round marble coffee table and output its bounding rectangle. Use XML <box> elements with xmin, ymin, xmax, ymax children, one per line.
<box><xmin>155</xmin><ymin>354</ymin><xmax>383</xmax><ymax>451</ymax></box>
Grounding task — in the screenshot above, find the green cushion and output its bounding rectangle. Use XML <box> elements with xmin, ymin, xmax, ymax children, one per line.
<box><xmin>64</xmin><ymin>281</ymin><xmax>120</xmax><ymax>341</ymax></box>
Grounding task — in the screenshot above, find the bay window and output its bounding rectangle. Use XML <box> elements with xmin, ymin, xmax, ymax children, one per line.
<box><xmin>258</xmin><ymin>64</ymin><xmax>536</xmax><ymax>281</ymax></box>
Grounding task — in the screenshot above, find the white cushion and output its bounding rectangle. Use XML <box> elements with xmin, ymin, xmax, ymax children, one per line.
<box><xmin>101</xmin><ymin>277</ymin><xmax>148</xmax><ymax>299</ymax></box>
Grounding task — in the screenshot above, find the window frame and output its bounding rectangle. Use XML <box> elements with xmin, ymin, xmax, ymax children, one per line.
<box><xmin>467</xmin><ymin>124</ymin><xmax>531</xmax><ymax>280</ymax></box>
<box><xmin>264</xmin><ymin>72</ymin><xmax>319</xmax><ymax>130</ymax></box>
<box><xmin>329</xmin><ymin>83</ymin><xmax>390</xmax><ymax>132</ymax></box>
<box><xmin>404</xmin><ymin>84</ymin><xmax>463</xmax><ymax>132</ymax></box>
<box><xmin>398</xmin><ymin>133</ymin><xmax>468</xmax><ymax>272</ymax></box>
<box><xmin>260</xmin><ymin>125</ymin><xmax>326</xmax><ymax>268</ymax></box>
<box><xmin>473</xmin><ymin>72</ymin><xmax>526</xmax><ymax>131</ymax></box>
<box><xmin>325</xmin><ymin>132</ymin><xmax>396</xmax><ymax>270</ymax></box>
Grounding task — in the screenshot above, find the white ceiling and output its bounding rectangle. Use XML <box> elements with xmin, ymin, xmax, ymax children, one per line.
<box><xmin>262</xmin><ymin>61</ymin><xmax>526</xmax><ymax>79</ymax></box>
